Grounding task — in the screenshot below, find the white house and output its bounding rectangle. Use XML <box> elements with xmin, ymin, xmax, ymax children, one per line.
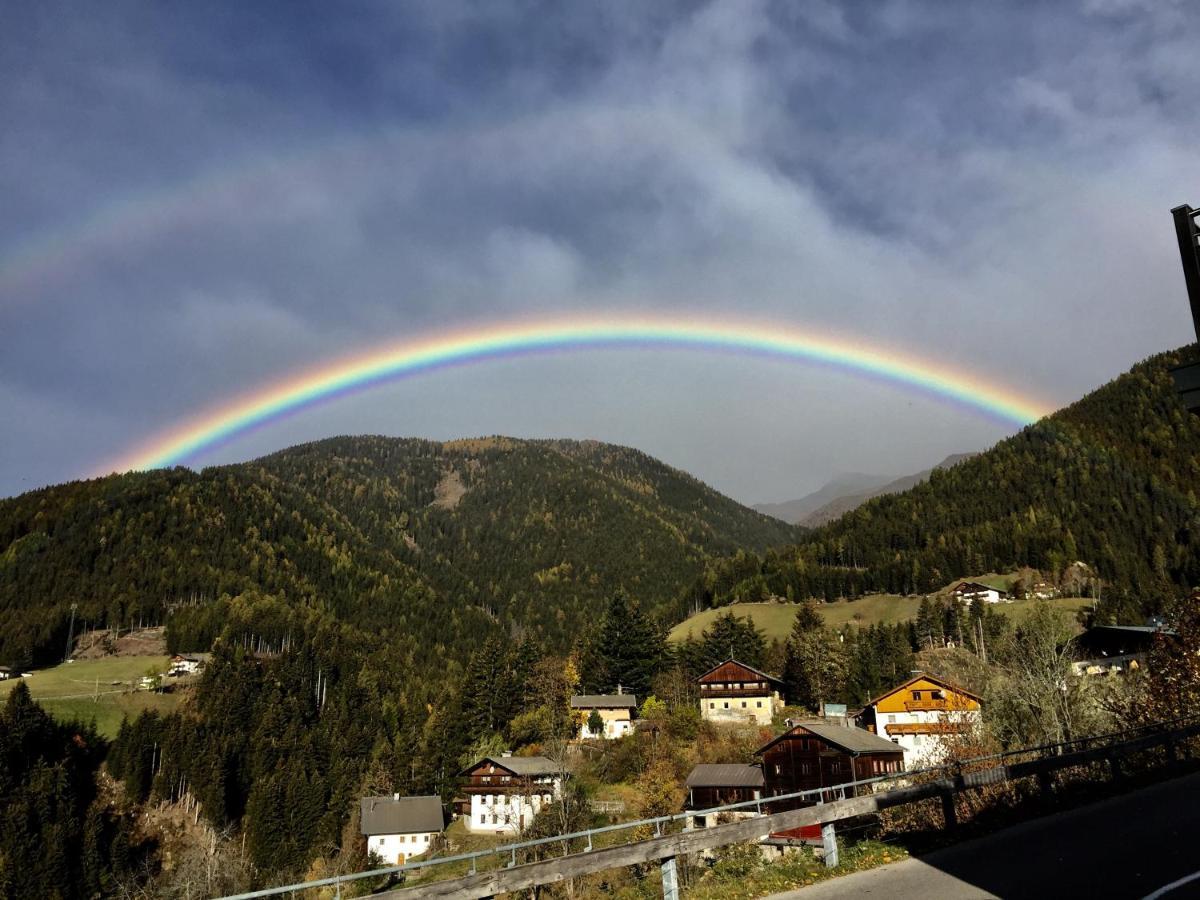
<box><xmin>948</xmin><ymin>581</ymin><xmax>1009</xmax><ymax>606</ymax></box>
<box><xmin>359</xmin><ymin>794</ymin><xmax>445</xmax><ymax>865</ymax></box>
<box><xmin>167</xmin><ymin>653</ymin><xmax>211</xmax><ymax>677</ymax></box>
<box><xmin>570</xmin><ymin>692</ymin><xmax>637</xmax><ymax>739</ymax></box>
<box><xmin>857</xmin><ymin>673</ymin><xmax>983</xmax><ymax>767</ymax></box>
<box><xmin>458</xmin><ymin>755</ymin><xmax>564</xmax><ymax>835</ymax></box>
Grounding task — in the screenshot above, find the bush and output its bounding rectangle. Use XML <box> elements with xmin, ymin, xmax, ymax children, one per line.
<box><xmin>710</xmin><ymin>842</ymin><xmax>763</xmax><ymax>880</ymax></box>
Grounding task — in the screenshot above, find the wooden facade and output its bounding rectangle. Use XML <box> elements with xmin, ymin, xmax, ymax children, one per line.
<box><xmin>755</xmin><ymin>722</ymin><xmax>904</xmax><ymax>840</ymax></box>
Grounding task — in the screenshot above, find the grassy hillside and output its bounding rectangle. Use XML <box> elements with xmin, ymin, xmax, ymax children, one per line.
<box><xmin>0</xmin><ymin>656</ymin><xmax>178</xmax><ymax>738</ymax></box>
<box><xmin>668</xmin><ymin>596</ymin><xmax>1095</xmax><ymax>643</ymax></box>
<box><xmin>0</xmin><ymin>436</ymin><xmax>798</xmax><ymax>668</ymax></box>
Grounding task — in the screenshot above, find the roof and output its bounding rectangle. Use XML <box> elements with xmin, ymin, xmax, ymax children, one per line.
<box><xmin>756</xmin><ymin>723</ymin><xmax>905</xmax><ymax>757</ymax></box>
<box><xmin>951</xmin><ymin>581</ymin><xmax>1006</xmax><ymax>594</ymax></box>
<box><xmin>570</xmin><ymin>695</ymin><xmax>638</xmax><ymax>709</ymax></box>
<box><xmin>359</xmin><ymin>795</ymin><xmax>444</xmax><ymax>836</ymax></box>
<box><xmin>457</xmin><ymin>755</ymin><xmax>561</xmax><ymax>778</ymax></box>
<box><xmin>686</xmin><ymin>764</ymin><xmax>765</xmax><ymax>789</ymax></box>
<box><xmin>697</xmin><ymin>658</ymin><xmax>784</xmax><ymax>686</ymax></box>
<box><xmin>862</xmin><ymin>672</ymin><xmax>983</xmax><ymax>710</ymax></box>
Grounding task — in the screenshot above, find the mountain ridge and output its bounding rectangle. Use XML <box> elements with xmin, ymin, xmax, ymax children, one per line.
<box><xmin>0</xmin><ymin>435</ymin><xmax>798</xmax><ymax>668</ymax></box>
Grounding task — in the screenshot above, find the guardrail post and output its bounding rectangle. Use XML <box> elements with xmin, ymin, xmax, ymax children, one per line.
<box><xmin>1106</xmin><ymin>752</ymin><xmax>1124</xmax><ymax>784</ymax></box>
<box><xmin>821</xmin><ymin>822</ymin><xmax>839</xmax><ymax>868</ymax></box>
<box><xmin>1037</xmin><ymin>769</ymin><xmax>1053</xmax><ymax>799</ymax></box>
<box><xmin>940</xmin><ymin>790</ymin><xmax>957</xmax><ymax>829</ymax></box>
<box><xmin>661</xmin><ymin>855</ymin><xmax>680</xmax><ymax>900</ymax></box>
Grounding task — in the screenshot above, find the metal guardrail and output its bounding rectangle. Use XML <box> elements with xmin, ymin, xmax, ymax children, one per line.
<box><xmin>218</xmin><ymin>714</ymin><xmax>1200</xmax><ymax>900</ymax></box>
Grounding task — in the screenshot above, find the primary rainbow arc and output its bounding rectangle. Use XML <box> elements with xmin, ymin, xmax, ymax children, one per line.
<box><xmin>107</xmin><ymin>316</ymin><xmax>1053</xmax><ymax>474</ymax></box>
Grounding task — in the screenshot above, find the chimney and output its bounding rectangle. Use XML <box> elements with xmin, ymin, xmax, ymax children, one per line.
<box><xmin>393</xmin><ymin>792</ymin><xmax>400</xmax><ymax>801</ymax></box>
<box><xmin>617</xmin><ymin>683</ymin><xmax>623</xmax><ymax>695</ymax></box>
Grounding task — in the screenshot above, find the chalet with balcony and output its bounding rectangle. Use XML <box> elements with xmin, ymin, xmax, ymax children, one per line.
<box><xmin>570</xmin><ymin>692</ymin><xmax>637</xmax><ymax>739</ymax></box>
<box><xmin>857</xmin><ymin>673</ymin><xmax>982</xmax><ymax>766</ymax></box>
<box><xmin>359</xmin><ymin>794</ymin><xmax>445</xmax><ymax>864</ymax></box>
<box><xmin>683</xmin><ymin>764</ymin><xmax>765</xmax><ymax>829</ymax></box>
<box><xmin>457</xmin><ymin>754</ymin><xmax>564</xmax><ymax>835</ymax></box>
<box><xmin>698</xmin><ymin>659</ymin><xmax>785</xmax><ymax>725</ymax></box>
<box><xmin>948</xmin><ymin>581</ymin><xmax>1009</xmax><ymax>605</ymax></box>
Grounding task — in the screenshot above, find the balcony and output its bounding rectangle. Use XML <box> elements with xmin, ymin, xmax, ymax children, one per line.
<box><xmin>904</xmin><ymin>698</ymin><xmax>948</xmax><ymax>711</ymax></box>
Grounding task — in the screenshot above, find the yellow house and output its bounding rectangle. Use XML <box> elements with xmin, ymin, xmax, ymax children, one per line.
<box><xmin>857</xmin><ymin>673</ymin><xmax>982</xmax><ymax>766</ymax></box>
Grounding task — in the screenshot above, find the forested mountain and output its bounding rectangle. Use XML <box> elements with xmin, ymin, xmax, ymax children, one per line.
<box><xmin>686</xmin><ymin>345</ymin><xmax>1200</xmax><ymax>624</ymax></box>
<box><xmin>0</xmin><ymin>436</ymin><xmax>797</xmax><ymax>668</ymax></box>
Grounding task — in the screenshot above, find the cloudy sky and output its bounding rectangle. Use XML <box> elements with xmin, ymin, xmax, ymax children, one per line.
<box><xmin>2</xmin><ymin>0</ymin><xmax>1198</xmax><ymax>504</ymax></box>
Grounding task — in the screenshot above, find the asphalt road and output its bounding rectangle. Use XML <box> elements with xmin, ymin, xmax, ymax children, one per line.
<box><xmin>764</xmin><ymin>771</ymin><xmax>1200</xmax><ymax>900</ymax></box>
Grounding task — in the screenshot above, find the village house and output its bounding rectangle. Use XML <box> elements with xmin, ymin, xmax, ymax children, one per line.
<box><xmin>359</xmin><ymin>794</ymin><xmax>445</xmax><ymax>865</ymax></box>
<box><xmin>570</xmin><ymin>691</ymin><xmax>637</xmax><ymax>739</ymax></box>
<box><xmin>0</xmin><ymin>666</ymin><xmax>12</xmax><ymax>681</ymax></box>
<box><xmin>948</xmin><ymin>581</ymin><xmax>1010</xmax><ymax>605</ymax></box>
<box><xmin>755</xmin><ymin>721</ymin><xmax>905</xmax><ymax>842</ymax></box>
<box><xmin>857</xmin><ymin>673</ymin><xmax>983</xmax><ymax>766</ymax></box>
<box><xmin>697</xmin><ymin>658</ymin><xmax>785</xmax><ymax>725</ymax></box>
<box><xmin>167</xmin><ymin>652</ymin><xmax>211</xmax><ymax>677</ymax></box>
<box><xmin>457</xmin><ymin>754</ymin><xmax>564</xmax><ymax>835</ymax></box>
<box><xmin>683</xmin><ymin>764</ymin><xmax>764</xmax><ymax>829</ymax></box>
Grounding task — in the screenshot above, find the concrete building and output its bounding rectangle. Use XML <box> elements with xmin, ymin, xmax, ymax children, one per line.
<box><xmin>359</xmin><ymin>794</ymin><xmax>445</xmax><ymax>865</ymax></box>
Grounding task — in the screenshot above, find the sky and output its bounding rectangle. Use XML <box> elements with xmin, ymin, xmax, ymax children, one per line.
<box><xmin>2</xmin><ymin>0</ymin><xmax>1199</xmax><ymax>504</ymax></box>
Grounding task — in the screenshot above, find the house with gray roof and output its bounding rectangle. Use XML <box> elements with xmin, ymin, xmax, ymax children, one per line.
<box><xmin>683</xmin><ymin>764</ymin><xmax>765</xmax><ymax>829</ymax></box>
<box><xmin>570</xmin><ymin>692</ymin><xmax>637</xmax><ymax>739</ymax></box>
<box><xmin>457</xmin><ymin>754</ymin><xmax>567</xmax><ymax>835</ymax></box>
<box><xmin>359</xmin><ymin>794</ymin><xmax>445</xmax><ymax>864</ymax></box>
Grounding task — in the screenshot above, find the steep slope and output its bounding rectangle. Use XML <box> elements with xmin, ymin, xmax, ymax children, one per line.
<box><xmin>0</xmin><ymin>436</ymin><xmax>798</xmax><ymax>667</ymax></box>
<box><xmin>753</xmin><ymin>473</ymin><xmax>892</xmax><ymax>524</ymax></box>
<box><xmin>687</xmin><ymin>345</ymin><xmax>1200</xmax><ymax>624</ymax></box>
<box><xmin>800</xmin><ymin>453</ymin><xmax>977</xmax><ymax>527</ymax></box>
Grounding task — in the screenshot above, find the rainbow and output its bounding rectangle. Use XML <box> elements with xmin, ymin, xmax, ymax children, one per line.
<box><xmin>104</xmin><ymin>315</ymin><xmax>1055</xmax><ymax>474</ymax></box>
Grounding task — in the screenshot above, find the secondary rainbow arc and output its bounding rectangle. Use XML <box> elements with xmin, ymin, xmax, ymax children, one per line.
<box><xmin>105</xmin><ymin>316</ymin><xmax>1054</xmax><ymax>475</ymax></box>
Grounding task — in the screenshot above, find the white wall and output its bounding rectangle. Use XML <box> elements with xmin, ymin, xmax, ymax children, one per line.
<box><xmin>701</xmin><ymin>693</ymin><xmax>777</xmax><ymax>725</ymax></box>
<box><xmin>467</xmin><ymin>780</ymin><xmax>561</xmax><ymax>835</ymax></box>
<box><xmin>368</xmin><ymin>831</ymin><xmax>434</xmax><ymax>864</ymax></box>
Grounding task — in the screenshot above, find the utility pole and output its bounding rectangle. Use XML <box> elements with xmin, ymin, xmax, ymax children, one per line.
<box><xmin>64</xmin><ymin>602</ymin><xmax>78</xmax><ymax>662</ymax></box>
<box><xmin>1169</xmin><ymin>204</ymin><xmax>1200</xmax><ymax>411</ymax></box>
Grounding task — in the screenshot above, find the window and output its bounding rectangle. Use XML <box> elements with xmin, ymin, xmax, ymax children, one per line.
<box><xmin>756</xmin><ymin>701</ymin><xmax>762</xmax><ymax>708</ymax></box>
<box><xmin>741</xmin><ymin>701</ymin><xmax>747</xmax><ymax>708</ymax></box>
<box><xmin>932</xmin><ymin>690</ymin><xmax>944</xmax><ymax>700</ymax></box>
<box><xmin>723</xmin><ymin>702</ymin><xmax>729</xmax><ymax>709</ymax></box>
<box><xmin>891</xmin><ymin>738</ymin><xmax>900</xmax><ymax>745</ymax></box>
<box><xmin>709</xmin><ymin>701</ymin><xmax>715</xmax><ymax>709</ymax></box>
<box><xmin>888</xmin><ymin>715</ymin><xmax>896</xmax><ymax>724</ymax></box>
<box><xmin>911</xmin><ymin>691</ymin><xmax>921</xmax><ymax>701</ymax></box>
<box><xmin>492</xmin><ymin>815</ymin><xmax>498</xmax><ymax>825</ymax></box>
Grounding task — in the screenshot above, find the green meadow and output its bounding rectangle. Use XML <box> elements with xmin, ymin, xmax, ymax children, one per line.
<box><xmin>668</xmin><ymin>595</ymin><xmax>1094</xmax><ymax>643</ymax></box>
<box><xmin>0</xmin><ymin>655</ymin><xmax>179</xmax><ymax>738</ymax></box>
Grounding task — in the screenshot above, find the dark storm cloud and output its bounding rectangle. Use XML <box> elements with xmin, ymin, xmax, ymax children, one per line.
<box><xmin>2</xmin><ymin>0</ymin><xmax>1198</xmax><ymax>501</ymax></box>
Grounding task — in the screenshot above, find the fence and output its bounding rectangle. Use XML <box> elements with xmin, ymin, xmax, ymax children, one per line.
<box><xmin>220</xmin><ymin>715</ymin><xmax>1200</xmax><ymax>900</ymax></box>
